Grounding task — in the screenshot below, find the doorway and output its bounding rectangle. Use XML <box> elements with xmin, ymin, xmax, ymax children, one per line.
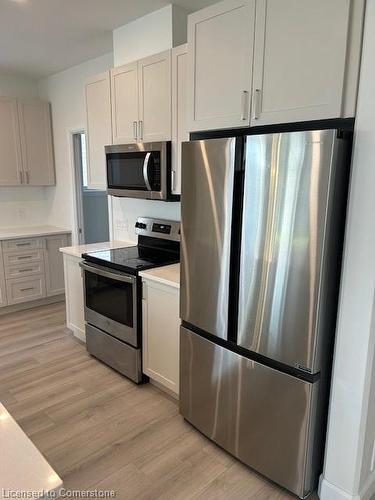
<box><xmin>73</xmin><ymin>132</ymin><xmax>109</xmax><ymax>244</ymax></box>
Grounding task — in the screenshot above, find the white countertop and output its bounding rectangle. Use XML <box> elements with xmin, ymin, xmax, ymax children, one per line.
<box><xmin>60</xmin><ymin>240</ymin><xmax>135</xmax><ymax>258</ymax></box>
<box><xmin>140</xmin><ymin>263</ymin><xmax>180</xmax><ymax>289</ymax></box>
<box><xmin>0</xmin><ymin>225</ymin><xmax>71</xmax><ymax>240</ymax></box>
<box><xmin>0</xmin><ymin>403</ymin><xmax>62</xmax><ymax>496</ymax></box>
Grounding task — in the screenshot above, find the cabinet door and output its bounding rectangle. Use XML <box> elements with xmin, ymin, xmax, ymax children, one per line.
<box><xmin>63</xmin><ymin>254</ymin><xmax>85</xmax><ymax>342</ymax></box>
<box><xmin>0</xmin><ymin>97</ymin><xmax>23</xmax><ymax>186</ymax></box>
<box><xmin>44</xmin><ymin>234</ymin><xmax>69</xmax><ymax>296</ymax></box>
<box><xmin>251</xmin><ymin>0</ymin><xmax>351</xmax><ymax>125</ymax></box>
<box><xmin>18</xmin><ymin>100</ymin><xmax>55</xmax><ymax>185</ymax></box>
<box><xmin>142</xmin><ymin>280</ymin><xmax>180</xmax><ymax>395</ymax></box>
<box><xmin>138</xmin><ymin>50</ymin><xmax>172</xmax><ymax>142</ymax></box>
<box><xmin>0</xmin><ymin>250</ymin><xmax>7</xmax><ymax>307</ymax></box>
<box><xmin>111</xmin><ymin>62</ymin><xmax>139</xmax><ymax>144</ymax></box>
<box><xmin>172</xmin><ymin>44</ymin><xmax>188</xmax><ymax>195</ymax></box>
<box><xmin>187</xmin><ymin>0</ymin><xmax>256</xmax><ymax>132</ymax></box>
<box><xmin>85</xmin><ymin>71</ymin><xmax>112</xmax><ymax>189</ymax></box>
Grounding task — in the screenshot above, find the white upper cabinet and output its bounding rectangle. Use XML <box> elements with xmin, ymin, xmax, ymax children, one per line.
<box><xmin>111</xmin><ymin>51</ymin><xmax>172</xmax><ymax>144</ymax></box>
<box><xmin>188</xmin><ymin>0</ymin><xmax>256</xmax><ymax>132</ymax></box>
<box><xmin>85</xmin><ymin>71</ymin><xmax>112</xmax><ymax>189</ymax></box>
<box><xmin>111</xmin><ymin>61</ymin><xmax>139</xmax><ymax>144</ymax></box>
<box><xmin>172</xmin><ymin>44</ymin><xmax>188</xmax><ymax>195</ymax></box>
<box><xmin>251</xmin><ymin>0</ymin><xmax>351</xmax><ymax>126</ymax></box>
<box><xmin>18</xmin><ymin>100</ymin><xmax>55</xmax><ymax>186</ymax></box>
<box><xmin>138</xmin><ymin>50</ymin><xmax>172</xmax><ymax>142</ymax></box>
<box><xmin>188</xmin><ymin>0</ymin><xmax>361</xmax><ymax>131</ymax></box>
<box><xmin>0</xmin><ymin>97</ymin><xmax>23</xmax><ymax>185</ymax></box>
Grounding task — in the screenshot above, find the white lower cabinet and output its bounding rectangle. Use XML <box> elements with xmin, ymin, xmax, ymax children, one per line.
<box><xmin>0</xmin><ymin>232</ymin><xmax>70</xmax><ymax>310</ymax></box>
<box><xmin>142</xmin><ymin>278</ymin><xmax>180</xmax><ymax>396</ymax></box>
<box><xmin>0</xmin><ymin>250</ymin><xmax>7</xmax><ymax>307</ymax></box>
<box><xmin>62</xmin><ymin>253</ymin><xmax>85</xmax><ymax>342</ymax></box>
<box><xmin>6</xmin><ymin>275</ymin><xmax>46</xmax><ymax>305</ymax></box>
<box><xmin>44</xmin><ymin>234</ymin><xmax>69</xmax><ymax>296</ymax></box>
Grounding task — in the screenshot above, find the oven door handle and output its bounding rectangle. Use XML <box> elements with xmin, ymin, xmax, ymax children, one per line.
<box><xmin>79</xmin><ymin>262</ymin><xmax>135</xmax><ymax>283</ymax></box>
<box><xmin>143</xmin><ymin>152</ymin><xmax>152</xmax><ymax>191</ymax></box>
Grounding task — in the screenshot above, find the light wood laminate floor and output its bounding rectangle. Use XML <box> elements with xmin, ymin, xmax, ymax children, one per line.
<box><xmin>0</xmin><ymin>303</ymin><xmax>317</xmax><ymax>499</ymax></box>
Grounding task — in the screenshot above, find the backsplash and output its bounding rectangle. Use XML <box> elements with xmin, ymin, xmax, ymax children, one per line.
<box><xmin>111</xmin><ymin>197</ymin><xmax>181</xmax><ymax>243</ymax></box>
<box><xmin>0</xmin><ymin>187</ymin><xmax>50</xmax><ymax>228</ymax></box>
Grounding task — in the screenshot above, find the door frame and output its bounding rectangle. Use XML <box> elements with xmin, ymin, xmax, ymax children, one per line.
<box><xmin>67</xmin><ymin>126</ymin><xmax>114</xmax><ymax>246</ymax></box>
<box><xmin>67</xmin><ymin>126</ymin><xmax>85</xmax><ymax>245</ymax></box>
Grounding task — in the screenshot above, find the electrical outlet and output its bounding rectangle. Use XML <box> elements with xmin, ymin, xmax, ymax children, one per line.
<box><xmin>115</xmin><ymin>219</ymin><xmax>128</xmax><ymax>230</ymax></box>
<box><xmin>370</xmin><ymin>439</ymin><xmax>375</xmax><ymax>472</ymax></box>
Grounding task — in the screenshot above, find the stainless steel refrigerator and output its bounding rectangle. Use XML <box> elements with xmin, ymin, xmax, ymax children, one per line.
<box><xmin>180</xmin><ymin>129</ymin><xmax>351</xmax><ymax>499</ymax></box>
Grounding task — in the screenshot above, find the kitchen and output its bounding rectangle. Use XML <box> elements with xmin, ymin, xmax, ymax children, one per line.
<box><xmin>0</xmin><ymin>1</ymin><xmax>374</xmax><ymax>499</ymax></box>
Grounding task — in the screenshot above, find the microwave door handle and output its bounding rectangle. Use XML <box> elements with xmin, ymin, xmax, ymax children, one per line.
<box><xmin>143</xmin><ymin>152</ymin><xmax>152</xmax><ymax>191</ymax></box>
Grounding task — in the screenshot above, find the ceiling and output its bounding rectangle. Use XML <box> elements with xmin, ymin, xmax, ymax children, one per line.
<box><xmin>0</xmin><ymin>0</ymin><xmax>216</xmax><ymax>79</ymax></box>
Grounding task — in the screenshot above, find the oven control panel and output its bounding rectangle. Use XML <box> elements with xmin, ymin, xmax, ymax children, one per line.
<box><xmin>135</xmin><ymin>217</ymin><xmax>180</xmax><ymax>242</ymax></box>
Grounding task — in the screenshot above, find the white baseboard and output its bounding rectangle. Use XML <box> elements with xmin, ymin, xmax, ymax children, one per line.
<box><xmin>68</xmin><ymin>324</ymin><xmax>86</xmax><ymax>343</ymax></box>
<box><xmin>319</xmin><ymin>477</ymin><xmax>356</xmax><ymax>500</ymax></box>
<box><xmin>319</xmin><ymin>475</ymin><xmax>375</xmax><ymax>500</ymax></box>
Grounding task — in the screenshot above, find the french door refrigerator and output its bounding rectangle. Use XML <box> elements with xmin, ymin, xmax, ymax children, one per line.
<box><xmin>180</xmin><ymin>129</ymin><xmax>351</xmax><ymax>498</ymax></box>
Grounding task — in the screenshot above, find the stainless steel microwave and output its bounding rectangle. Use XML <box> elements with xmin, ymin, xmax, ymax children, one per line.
<box><xmin>105</xmin><ymin>142</ymin><xmax>178</xmax><ymax>200</ymax></box>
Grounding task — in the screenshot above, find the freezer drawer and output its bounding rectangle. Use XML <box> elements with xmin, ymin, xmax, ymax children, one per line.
<box><xmin>86</xmin><ymin>324</ymin><xmax>142</xmax><ymax>383</ymax></box>
<box><xmin>180</xmin><ymin>326</ymin><xmax>322</xmax><ymax>498</ymax></box>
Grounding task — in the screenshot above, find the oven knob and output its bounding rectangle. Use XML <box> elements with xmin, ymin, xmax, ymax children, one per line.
<box><xmin>135</xmin><ymin>222</ymin><xmax>147</xmax><ymax>229</ymax></box>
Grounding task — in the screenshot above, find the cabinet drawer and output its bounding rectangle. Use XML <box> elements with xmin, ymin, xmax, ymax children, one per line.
<box><xmin>4</xmin><ymin>261</ymin><xmax>44</xmax><ymax>279</ymax></box>
<box><xmin>3</xmin><ymin>249</ymin><xmax>44</xmax><ymax>267</ymax></box>
<box><xmin>6</xmin><ymin>274</ymin><xmax>46</xmax><ymax>305</ymax></box>
<box><xmin>2</xmin><ymin>238</ymin><xmax>43</xmax><ymax>253</ymax></box>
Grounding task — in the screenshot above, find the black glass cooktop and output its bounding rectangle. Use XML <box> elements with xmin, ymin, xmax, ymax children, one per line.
<box><xmin>82</xmin><ymin>244</ymin><xmax>179</xmax><ymax>275</ymax></box>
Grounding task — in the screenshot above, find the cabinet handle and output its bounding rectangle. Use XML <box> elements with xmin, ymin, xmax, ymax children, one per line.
<box><xmin>16</xmin><ymin>243</ymin><xmax>31</xmax><ymax>247</ymax></box>
<box><xmin>241</xmin><ymin>90</ymin><xmax>249</xmax><ymax>121</ymax></box>
<box><xmin>252</xmin><ymin>88</ymin><xmax>262</xmax><ymax>120</ymax></box>
<box><xmin>138</xmin><ymin>120</ymin><xmax>143</xmax><ymax>141</ymax></box>
<box><xmin>19</xmin><ymin>268</ymin><xmax>33</xmax><ymax>273</ymax></box>
<box><xmin>20</xmin><ymin>287</ymin><xmax>34</xmax><ymax>292</ymax></box>
<box><xmin>171</xmin><ymin>170</ymin><xmax>176</xmax><ymax>191</ymax></box>
<box><xmin>17</xmin><ymin>255</ymin><xmax>32</xmax><ymax>260</ymax></box>
<box><xmin>25</xmin><ymin>171</ymin><xmax>29</xmax><ymax>184</ymax></box>
<box><xmin>133</xmin><ymin>121</ymin><xmax>138</xmax><ymax>142</ymax></box>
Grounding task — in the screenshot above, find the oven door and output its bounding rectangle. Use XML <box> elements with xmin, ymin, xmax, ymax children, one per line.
<box><xmin>80</xmin><ymin>262</ymin><xmax>138</xmax><ymax>347</ymax></box>
<box><xmin>106</xmin><ymin>143</ymin><xmax>167</xmax><ymax>200</ymax></box>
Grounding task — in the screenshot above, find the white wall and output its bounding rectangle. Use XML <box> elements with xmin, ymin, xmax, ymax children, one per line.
<box><xmin>113</xmin><ymin>5</ymin><xmax>188</xmax><ymax>67</ymax></box>
<box><xmin>37</xmin><ymin>53</ymin><xmax>113</xmax><ymax>237</ymax></box>
<box><xmin>320</xmin><ymin>2</ymin><xmax>375</xmax><ymax>499</ymax></box>
<box><xmin>112</xmin><ymin>5</ymin><xmax>185</xmax><ymax>241</ymax></box>
<box><xmin>0</xmin><ymin>74</ymin><xmax>38</xmax><ymax>98</ymax></box>
<box><xmin>0</xmin><ymin>74</ymin><xmax>49</xmax><ymax>228</ymax></box>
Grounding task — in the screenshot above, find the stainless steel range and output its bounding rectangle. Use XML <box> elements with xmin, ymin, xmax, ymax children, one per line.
<box><xmin>80</xmin><ymin>217</ymin><xmax>180</xmax><ymax>383</ymax></box>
